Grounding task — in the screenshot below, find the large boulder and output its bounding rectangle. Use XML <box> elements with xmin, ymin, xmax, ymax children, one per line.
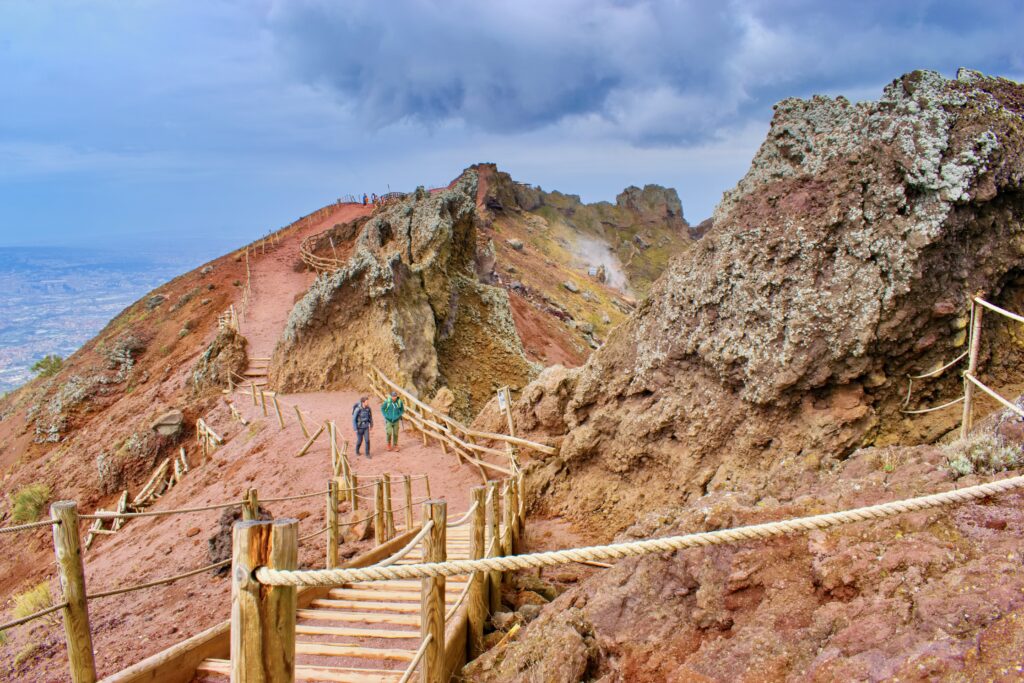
<box><xmin>511</xmin><ymin>69</ymin><xmax>1024</xmax><ymax>532</ymax></box>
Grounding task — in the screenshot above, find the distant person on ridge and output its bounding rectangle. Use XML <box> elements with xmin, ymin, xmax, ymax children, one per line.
<box><xmin>381</xmin><ymin>390</ymin><xmax>405</xmax><ymax>451</ymax></box>
<box><xmin>362</xmin><ymin>193</ymin><xmax>368</xmax><ymax>205</ymax></box>
<box><xmin>352</xmin><ymin>396</ymin><xmax>373</xmax><ymax>458</ymax></box>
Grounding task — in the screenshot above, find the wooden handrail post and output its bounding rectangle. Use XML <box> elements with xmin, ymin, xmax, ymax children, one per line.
<box><xmin>231</xmin><ymin>518</ymin><xmax>298</xmax><ymax>682</ymax></box>
<box><xmin>502</xmin><ymin>480</ymin><xmax>514</xmax><ymax>556</ymax></box>
<box><xmin>403</xmin><ymin>475</ymin><xmax>414</xmax><ymax>530</ymax></box>
<box><xmin>383</xmin><ymin>473</ymin><xmax>395</xmax><ymax>540</ymax></box>
<box><xmin>327</xmin><ymin>479</ymin><xmax>340</xmax><ymax>569</ymax></box>
<box><xmin>373</xmin><ymin>479</ymin><xmax>386</xmax><ymax>545</ymax></box>
<box><xmin>250</xmin><ymin>382</ymin><xmax>257</xmax><ymax>406</ymax></box>
<box><xmin>243</xmin><ymin>488</ymin><xmax>259</xmax><ymax>521</ymax></box>
<box><xmin>329</xmin><ymin>421</ymin><xmax>338</xmax><ymax>475</ymax></box>
<box><xmin>293</xmin><ymin>405</ymin><xmax>309</xmax><ymax>438</ymax></box>
<box><xmin>272</xmin><ymin>394</ymin><xmax>285</xmax><ymax>430</ymax></box>
<box><xmin>467</xmin><ymin>486</ymin><xmax>487</xmax><ymax>658</ymax></box>
<box><xmin>51</xmin><ymin>501</ymin><xmax>97</xmax><ymax>683</ymax></box>
<box><xmin>351</xmin><ymin>474</ymin><xmax>359</xmax><ymax>511</ymax></box>
<box><xmin>259</xmin><ymin>389</ymin><xmax>268</xmax><ymax>416</ymax></box>
<box><xmin>420</xmin><ymin>500</ymin><xmax>447</xmax><ymax>683</ymax></box>
<box><xmin>507</xmin><ymin>479</ymin><xmax>520</xmax><ymax>553</ymax></box>
<box><xmin>424</xmin><ymin>475</ymin><xmax>432</xmax><ymax>500</ymax></box>
<box><xmin>486</xmin><ymin>481</ymin><xmax>501</xmax><ymax>613</ymax></box>
<box><xmin>961</xmin><ymin>296</ymin><xmax>984</xmax><ymax>438</ymax></box>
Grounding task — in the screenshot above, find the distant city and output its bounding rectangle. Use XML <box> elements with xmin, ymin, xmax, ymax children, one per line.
<box><xmin>0</xmin><ymin>247</ymin><xmax>210</xmax><ymax>393</ymax></box>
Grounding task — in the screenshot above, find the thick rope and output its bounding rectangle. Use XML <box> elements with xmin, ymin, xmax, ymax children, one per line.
<box><xmin>256</xmin><ymin>473</ymin><xmax>1024</xmax><ymax>586</ymax></box>
<box><xmin>446</xmin><ymin>502</ymin><xmax>478</xmax><ymax>528</ymax></box>
<box><xmin>337</xmin><ymin>512</ymin><xmax>377</xmax><ymax>529</ymax></box>
<box><xmin>0</xmin><ymin>601</ymin><xmax>67</xmax><ymax>631</ymax></box>
<box><xmin>299</xmin><ymin>526</ymin><xmax>330</xmax><ymax>542</ymax></box>
<box><xmin>910</xmin><ymin>351</ymin><xmax>969</xmax><ymax>380</ymax></box>
<box><xmin>445</xmin><ymin>574</ymin><xmax>474</xmax><ymax>621</ymax></box>
<box><xmin>965</xmin><ymin>373</ymin><xmax>1024</xmax><ymax>420</ymax></box>
<box><xmin>262</xmin><ymin>489</ymin><xmax>330</xmax><ymax>503</ymax></box>
<box><xmin>83</xmin><ymin>500</ymin><xmax>243</xmax><ymax>519</ymax></box>
<box><xmin>975</xmin><ymin>296</ymin><xmax>1024</xmax><ymax>325</ymax></box>
<box><xmin>900</xmin><ymin>395</ymin><xmax>965</xmax><ymax>414</ymax></box>
<box><xmin>377</xmin><ymin>521</ymin><xmax>433</xmax><ymax>568</ymax></box>
<box><xmin>0</xmin><ymin>518</ymin><xmax>60</xmax><ymax>534</ymax></box>
<box><xmin>86</xmin><ymin>559</ymin><xmax>231</xmax><ymax>600</ymax></box>
<box><xmin>397</xmin><ymin>633</ymin><xmax>432</xmax><ymax>683</ymax></box>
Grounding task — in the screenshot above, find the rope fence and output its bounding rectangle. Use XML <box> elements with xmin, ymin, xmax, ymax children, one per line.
<box><xmin>86</xmin><ymin>559</ymin><xmax>232</xmax><ymax>601</ymax></box>
<box><xmin>377</xmin><ymin>521</ymin><xmax>433</xmax><ymax>568</ymax></box>
<box><xmin>262</xmin><ymin>489</ymin><xmax>330</xmax><ymax>504</ymax></box>
<box><xmin>255</xmin><ymin>473</ymin><xmax>1024</xmax><ymax>586</ymax></box>
<box><xmin>0</xmin><ymin>518</ymin><xmax>60</xmax><ymax>534</ymax></box>
<box><xmin>82</xmin><ymin>499</ymin><xmax>243</xmax><ymax>520</ymax></box>
<box><xmin>0</xmin><ymin>601</ymin><xmax>67</xmax><ymax>632</ymax></box>
<box><xmin>397</xmin><ymin>633</ymin><xmax>432</xmax><ymax>683</ymax></box>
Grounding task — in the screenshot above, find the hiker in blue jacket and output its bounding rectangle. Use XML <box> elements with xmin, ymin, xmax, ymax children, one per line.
<box><xmin>352</xmin><ymin>396</ymin><xmax>373</xmax><ymax>457</ymax></box>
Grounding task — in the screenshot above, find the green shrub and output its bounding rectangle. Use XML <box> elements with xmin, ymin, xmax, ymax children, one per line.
<box><xmin>11</xmin><ymin>582</ymin><xmax>53</xmax><ymax>623</ymax></box>
<box><xmin>943</xmin><ymin>433</ymin><xmax>1023</xmax><ymax>478</ymax></box>
<box><xmin>30</xmin><ymin>355</ymin><xmax>63</xmax><ymax>378</ymax></box>
<box><xmin>10</xmin><ymin>483</ymin><xmax>50</xmax><ymax>524</ymax></box>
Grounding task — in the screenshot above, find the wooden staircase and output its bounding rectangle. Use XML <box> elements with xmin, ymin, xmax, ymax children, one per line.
<box><xmin>195</xmin><ymin>523</ymin><xmax>481</xmax><ymax>682</ymax></box>
<box><xmin>241</xmin><ymin>357</ymin><xmax>270</xmax><ymax>388</ymax></box>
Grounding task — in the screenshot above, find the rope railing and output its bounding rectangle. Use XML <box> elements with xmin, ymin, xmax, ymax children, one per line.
<box><xmin>0</xmin><ymin>601</ymin><xmax>68</xmax><ymax>632</ymax></box>
<box><xmin>397</xmin><ymin>633</ymin><xmax>432</xmax><ymax>683</ymax></box>
<box><xmin>299</xmin><ymin>526</ymin><xmax>330</xmax><ymax>543</ymax></box>
<box><xmin>974</xmin><ymin>296</ymin><xmax>1024</xmax><ymax>324</ymax></box>
<box><xmin>965</xmin><ymin>373</ymin><xmax>1024</xmax><ymax>420</ymax></box>
<box><xmin>255</xmin><ymin>473</ymin><xmax>1024</xmax><ymax>587</ymax></box>
<box><xmin>376</xmin><ymin>521</ymin><xmax>433</xmax><ymax>568</ymax></box>
<box><xmin>337</xmin><ymin>511</ymin><xmax>377</xmax><ymax>529</ymax></box>
<box><xmin>900</xmin><ymin>395</ymin><xmax>965</xmax><ymax>414</ymax></box>
<box><xmin>445</xmin><ymin>575</ymin><xmax>473</xmax><ymax>621</ymax></box>
<box><xmin>82</xmin><ymin>499</ymin><xmax>244</xmax><ymax>520</ymax></box>
<box><xmin>261</xmin><ymin>489</ymin><xmax>330</xmax><ymax>504</ymax></box>
<box><xmin>86</xmin><ymin>559</ymin><xmax>232</xmax><ymax>600</ymax></box>
<box><xmin>446</xmin><ymin>501</ymin><xmax>478</xmax><ymax>528</ymax></box>
<box><xmin>0</xmin><ymin>518</ymin><xmax>60</xmax><ymax>534</ymax></box>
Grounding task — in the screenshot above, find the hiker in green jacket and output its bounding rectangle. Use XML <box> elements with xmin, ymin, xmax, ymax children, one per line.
<box><xmin>381</xmin><ymin>391</ymin><xmax>405</xmax><ymax>452</ymax></box>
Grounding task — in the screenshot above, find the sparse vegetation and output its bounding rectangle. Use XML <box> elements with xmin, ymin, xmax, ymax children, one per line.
<box><xmin>10</xmin><ymin>483</ymin><xmax>50</xmax><ymax>524</ymax></box>
<box><xmin>14</xmin><ymin>642</ymin><xmax>38</xmax><ymax>667</ymax></box>
<box><xmin>11</xmin><ymin>582</ymin><xmax>54</xmax><ymax>623</ymax></box>
<box><xmin>30</xmin><ymin>355</ymin><xmax>63</xmax><ymax>378</ymax></box>
<box><xmin>943</xmin><ymin>433</ymin><xmax>1023</xmax><ymax>478</ymax></box>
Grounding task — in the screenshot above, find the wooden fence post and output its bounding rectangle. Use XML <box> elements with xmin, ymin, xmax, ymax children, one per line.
<box><xmin>231</xmin><ymin>518</ymin><xmax>298</xmax><ymax>682</ymax></box>
<box><xmin>259</xmin><ymin>390</ymin><xmax>268</xmax><ymax>417</ymax></box>
<box><xmin>250</xmin><ymin>382</ymin><xmax>257</xmax><ymax>406</ymax></box>
<box><xmin>294</xmin><ymin>405</ymin><xmax>309</xmax><ymax>438</ymax></box>
<box><xmin>329</xmin><ymin>421</ymin><xmax>338</xmax><ymax>475</ymax></box>
<box><xmin>467</xmin><ymin>486</ymin><xmax>487</xmax><ymax>659</ymax></box>
<box><xmin>962</xmin><ymin>296</ymin><xmax>984</xmax><ymax>439</ymax></box>
<box><xmin>327</xmin><ymin>479</ymin><xmax>340</xmax><ymax>569</ymax></box>
<box><xmin>350</xmin><ymin>474</ymin><xmax>359</xmax><ymax>511</ymax></box>
<box><xmin>272</xmin><ymin>394</ymin><xmax>285</xmax><ymax>430</ymax></box>
<box><xmin>502</xmin><ymin>480</ymin><xmax>514</xmax><ymax>556</ymax></box>
<box><xmin>383</xmin><ymin>473</ymin><xmax>395</xmax><ymax>540</ymax></box>
<box><xmin>243</xmin><ymin>488</ymin><xmax>259</xmax><ymax>521</ymax></box>
<box><xmin>424</xmin><ymin>476</ymin><xmax>432</xmax><ymax>500</ymax></box>
<box><xmin>403</xmin><ymin>475</ymin><xmax>414</xmax><ymax>530</ymax></box>
<box><xmin>51</xmin><ymin>501</ymin><xmax>97</xmax><ymax>683</ymax></box>
<box><xmin>486</xmin><ymin>481</ymin><xmax>501</xmax><ymax>613</ymax></box>
<box><xmin>373</xmin><ymin>479</ymin><xmax>386</xmax><ymax>545</ymax></box>
<box><xmin>421</xmin><ymin>500</ymin><xmax>447</xmax><ymax>683</ymax></box>
<box><xmin>507</xmin><ymin>479</ymin><xmax>520</xmax><ymax>553</ymax></box>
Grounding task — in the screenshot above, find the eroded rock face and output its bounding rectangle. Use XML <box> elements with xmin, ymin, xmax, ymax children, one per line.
<box><xmin>493</xmin><ymin>70</ymin><xmax>1024</xmax><ymax>532</ymax></box>
<box><xmin>189</xmin><ymin>327</ymin><xmax>247</xmax><ymax>394</ymax></box>
<box><xmin>271</xmin><ymin>171</ymin><xmax>535</xmax><ymax>417</ymax></box>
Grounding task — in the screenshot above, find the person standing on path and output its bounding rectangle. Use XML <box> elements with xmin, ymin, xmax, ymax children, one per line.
<box><xmin>352</xmin><ymin>396</ymin><xmax>374</xmax><ymax>458</ymax></box>
<box><xmin>381</xmin><ymin>390</ymin><xmax>405</xmax><ymax>451</ymax></box>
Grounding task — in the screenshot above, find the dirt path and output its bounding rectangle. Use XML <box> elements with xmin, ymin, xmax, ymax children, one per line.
<box><xmin>241</xmin><ymin>203</ymin><xmax>372</xmax><ymax>360</ymax></box>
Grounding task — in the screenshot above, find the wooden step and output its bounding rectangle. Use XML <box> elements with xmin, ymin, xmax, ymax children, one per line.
<box><xmin>341</xmin><ymin>580</ymin><xmax>467</xmax><ymax>592</ymax></box>
<box><xmin>243</xmin><ymin>369</ymin><xmax>268</xmax><ymax>376</ymax></box>
<box><xmin>197</xmin><ymin>659</ymin><xmax>402</xmax><ymax>682</ymax></box>
<box><xmin>296</xmin><ymin>642</ymin><xmax>415</xmax><ymax>661</ymax></box>
<box><xmin>310</xmin><ymin>599</ymin><xmax>421</xmax><ymax>614</ymax></box>
<box><xmin>326</xmin><ymin>588</ymin><xmax>459</xmax><ymax>603</ymax></box>
<box><xmin>297</xmin><ymin>609</ymin><xmax>419</xmax><ymax>626</ymax></box>
<box><xmin>296</xmin><ymin>624</ymin><xmax>419</xmax><ymax>639</ymax></box>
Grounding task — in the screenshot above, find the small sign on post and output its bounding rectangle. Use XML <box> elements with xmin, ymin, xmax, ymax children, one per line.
<box><xmin>496</xmin><ymin>387</ymin><xmax>509</xmax><ymax>414</ymax></box>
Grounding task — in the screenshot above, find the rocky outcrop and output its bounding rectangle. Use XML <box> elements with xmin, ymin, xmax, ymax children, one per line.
<box><xmin>465</xmin><ymin>440</ymin><xmax>1024</xmax><ymax>681</ymax></box>
<box><xmin>189</xmin><ymin>327</ymin><xmax>247</xmax><ymax>394</ymax></box>
<box><xmin>481</xmin><ymin>69</ymin><xmax>1024</xmax><ymax>534</ymax></box>
<box><xmin>271</xmin><ymin>171</ymin><xmax>536</xmax><ymax>417</ymax></box>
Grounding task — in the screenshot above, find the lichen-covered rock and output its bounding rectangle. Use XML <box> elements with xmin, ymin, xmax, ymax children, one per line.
<box><xmin>271</xmin><ymin>169</ymin><xmax>535</xmax><ymax>417</ymax></box>
<box><xmin>512</xmin><ymin>70</ymin><xmax>1024</xmax><ymax>533</ymax></box>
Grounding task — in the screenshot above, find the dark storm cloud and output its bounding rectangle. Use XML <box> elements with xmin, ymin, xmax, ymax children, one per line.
<box><xmin>268</xmin><ymin>0</ymin><xmax>1024</xmax><ymax>144</ymax></box>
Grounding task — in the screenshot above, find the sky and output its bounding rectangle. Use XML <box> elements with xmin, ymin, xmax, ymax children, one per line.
<box><xmin>0</xmin><ymin>0</ymin><xmax>1022</xmax><ymax>257</ymax></box>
